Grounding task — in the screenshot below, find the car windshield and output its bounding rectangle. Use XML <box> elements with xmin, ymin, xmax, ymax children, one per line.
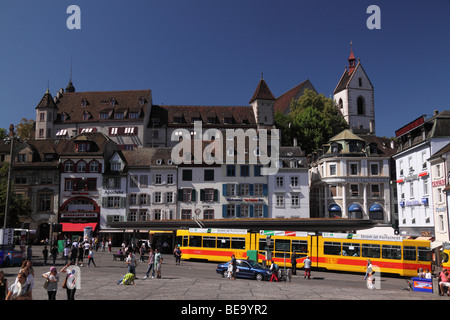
<box><xmin>246</xmin><ymin>260</ymin><xmax>263</xmax><ymax>268</ymax></box>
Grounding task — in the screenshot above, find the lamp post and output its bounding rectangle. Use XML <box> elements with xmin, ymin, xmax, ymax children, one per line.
<box><xmin>3</xmin><ymin>124</ymin><xmax>15</xmax><ymax>228</ymax></box>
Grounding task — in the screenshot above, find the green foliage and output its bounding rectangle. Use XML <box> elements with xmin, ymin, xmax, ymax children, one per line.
<box><xmin>275</xmin><ymin>89</ymin><xmax>348</xmax><ymax>155</ymax></box>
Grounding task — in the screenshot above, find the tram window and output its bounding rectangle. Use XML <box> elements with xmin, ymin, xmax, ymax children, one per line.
<box><xmin>203</xmin><ymin>236</ymin><xmax>216</xmax><ymax>248</ymax></box>
<box><xmin>382</xmin><ymin>245</ymin><xmax>401</xmax><ymax>260</ymax></box>
<box><xmin>292</xmin><ymin>240</ymin><xmax>308</xmax><ymax>253</ymax></box>
<box><xmin>217</xmin><ymin>237</ymin><xmax>231</xmax><ymax>249</ymax></box>
<box><xmin>342</xmin><ymin>243</ymin><xmax>360</xmax><ymax>256</ymax></box>
<box><xmin>182</xmin><ymin>236</ymin><xmax>188</xmax><ymax>247</ymax></box>
<box><xmin>259</xmin><ymin>239</ymin><xmax>273</xmax><ymax>252</ymax></box>
<box><xmin>189</xmin><ymin>236</ymin><xmax>202</xmax><ymax>247</ymax></box>
<box><xmin>418</xmin><ymin>247</ymin><xmax>432</xmax><ymax>261</ymax></box>
<box><xmin>231</xmin><ymin>237</ymin><xmax>246</xmax><ymax>250</ymax></box>
<box><xmin>275</xmin><ymin>239</ymin><xmax>291</xmax><ymax>252</ymax></box>
<box><xmin>362</xmin><ymin>244</ymin><xmax>380</xmax><ymax>258</ymax></box>
<box><xmin>403</xmin><ymin>246</ymin><xmax>416</xmax><ymax>261</ymax></box>
<box><xmin>324</xmin><ymin>242</ymin><xmax>341</xmax><ymax>256</ymax></box>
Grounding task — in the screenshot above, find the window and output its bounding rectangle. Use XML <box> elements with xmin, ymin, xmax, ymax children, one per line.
<box><xmin>38</xmin><ymin>193</ymin><xmax>52</xmax><ymax>212</ymax></box>
<box><xmin>154</xmin><ymin>192</ymin><xmax>162</xmax><ymax>203</ymax></box>
<box><xmin>104</xmin><ymin>177</ymin><xmax>121</xmax><ymax>189</ymax></box>
<box><xmin>226</xmin><ymin>165</ymin><xmax>235</xmax><ymax>177</ymax></box>
<box><xmin>166</xmin><ymin>192</ymin><xmax>173</xmax><ymax>203</ymax></box>
<box><xmin>203</xmin><ymin>189</ymin><xmax>215</xmax><ymax>202</ymax></box>
<box><xmin>140</xmin><ymin>175</ymin><xmax>148</xmax><ymax>187</ymax></box>
<box><xmin>129</xmin><ymin>194</ymin><xmax>137</xmax><ymax>205</ymax></box>
<box><xmin>276</xmin><ymin>195</ymin><xmax>284</xmax><ymax>207</ymax></box>
<box><xmin>276</xmin><ymin>176</ymin><xmax>284</xmax><ymax>188</ymax></box>
<box><xmin>350</xmin><ymin>184</ymin><xmax>359</xmax><ymax>196</ymax></box>
<box><xmin>403</xmin><ymin>246</ymin><xmax>416</xmax><ymax>261</ymax></box>
<box><xmin>329</xmin><ymin>164</ymin><xmax>337</xmax><ymax>176</ymax></box>
<box><xmin>254</xmin><ymin>184</ymin><xmax>263</xmax><ymax>196</ymax></box>
<box><xmin>254</xmin><ymin>165</ymin><xmax>262</xmax><ymax>177</ymax></box>
<box><xmin>226</xmin><ymin>184</ymin><xmax>236</xmax><ymax>196</ymax></box>
<box><xmin>130</xmin><ymin>175</ymin><xmax>138</xmax><ymax>188</ymax></box>
<box><xmin>342</xmin><ymin>243</ymin><xmax>360</xmax><ymax>256</ymax></box>
<box><xmin>17</xmin><ymin>154</ymin><xmax>26</xmax><ymax>163</ymax></box>
<box><xmin>231</xmin><ymin>237</ymin><xmax>246</xmax><ymax>250</ymax></box>
<box><xmin>240</xmin><ymin>165</ymin><xmax>250</xmax><ymax>177</ymax></box>
<box><xmin>65</xmin><ymin>179</ymin><xmax>74</xmax><ymax>191</ymax></box>
<box><xmin>218</xmin><ymin>237</ymin><xmax>230</xmax><ymax>249</ymax></box>
<box><xmin>107</xmin><ymin>197</ymin><xmax>122</xmax><ymax>208</ymax></box>
<box><xmin>183</xmin><ymin>189</ymin><xmax>192</xmax><ymax>202</ymax></box>
<box><xmin>167</xmin><ymin>174</ymin><xmax>174</xmax><ymax>184</ymax></box>
<box><xmin>240</xmin><ymin>184</ymin><xmax>250</xmax><ymax>196</ymax></box>
<box><xmin>226</xmin><ymin>205</ymin><xmax>235</xmax><ymax>217</ymax></box>
<box><xmin>77</xmin><ymin>161</ymin><xmax>86</xmax><ymax>173</ymax></box>
<box><xmin>182</xmin><ymin>209</ymin><xmax>191</xmax><ymax>220</ymax></box>
<box><xmin>203</xmin><ymin>236</ymin><xmax>216</xmax><ymax>248</ymax></box>
<box><xmin>382</xmin><ymin>245</ymin><xmax>401</xmax><ymax>260</ymax></box>
<box><xmin>240</xmin><ymin>205</ymin><xmax>249</xmax><ymax>218</ymax></box>
<box><xmin>64</xmin><ymin>161</ymin><xmax>74</xmax><ymax>172</ymax></box>
<box><xmin>324</xmin><ymin>242</ymin><xmax>341</xmax><ymax>255</ymax></box>
<box><xmin>204</xmin><ymin>170</ymin><xmax>214</xmax><ymax>181</ymax></box>
<box><xmin>40</xmin><ymin>112</ymin><xmax>45</xmax><ymax>122</ymax></box>
<box><xmin>357</xmin><ymin>96</ymin><xmax>365</xmax><ymax>115</ymax></box>
<box><xmin>418</xmin><ymin>247</ymin><xmax>431</xmax><ymax>261</ymax></box>
<box><xmin>155</xmin><ymin>174</ymin><xmax>162</xmax><ymax>184</ymax></box>
<box><xmin>139</xmin><ymin>194</ymin><xmax>149</xmax><ymax>205</ymax></box>
<box><xmin>291</xmin><ymin>194</ymin><xmax>300</xmax><ymax>207</ymax></box>
<box><xmin>362</xmin><ymin>244</ymin><xmax>380</xmax><ymax>258</ymax></box>
<box><xmin>371</xmin><ymin>184</ymin><xmax>380</xmax><ymax>197</ymax></box>
<box><xmin>291</xmin><ymin>176</ymin><xmax>299</xmax><ymax>187</ymax></box>
<box><xmin>182</xmin><ymin>170</ymin><xmax>192</xmax><ymax>181</ymax></box>
<box><xmin>111</xmin><ymin>162</ymin><xmax>121</xmax><ymax>171</ymax></box>
<box><xmin>350</xmin><ymin>163</ymin><xmax>358</xmax><ymax>175</ymax></box>
<box><xmin>204</xmin><ymin>209</ymin><xmax>214</xmax><ymax>220</ymax></box>
<box><xmin>370</xmin><ymin>163</ymin><xmax>379</xmax><ymax>175</ymax></box>
<box><xmin>89</xmin><ymin>161</ymin><xmax>99</xmax><ymax>173</ymax></box>
<box><xmin>254</xmin><ymin>205</ymin><xmax>264</xmax><ymax>217</ymax></box>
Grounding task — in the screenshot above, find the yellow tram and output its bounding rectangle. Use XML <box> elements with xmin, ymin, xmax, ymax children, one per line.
<box><xmin>176</xmin><ymin>228</ymin><xmax>432</xmax><ymax>277</ymax></box>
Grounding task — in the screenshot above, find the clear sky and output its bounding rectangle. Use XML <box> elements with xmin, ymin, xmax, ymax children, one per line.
<box><xmin>0</xmin><ymin>0</ymin><xmax>449</xmax><ymax>139</ymax></box>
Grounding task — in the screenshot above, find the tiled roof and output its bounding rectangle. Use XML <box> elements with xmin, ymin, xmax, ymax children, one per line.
<box><xmin>53</xmin><ymin>89</ymin><xmax>151</xmax><ymax>123</ymax></box>
<box><xmin>249</xmin><ymin>79</ymin><xmax>276</xmax><ymax>103</ymax></box>
<box><xmin>274</xmin><ymin>80</ymin><xmax>317</xmax><ymax>114</ymax></box>
<box><xmin>35</xmin><ymin>90</ymin><xmax>57</xmax><ymax>109</ymax></box>
<box><xmin>149</xmin><ymin>105</ymin><xmax>256</xmax><ymax>128</ymax></box>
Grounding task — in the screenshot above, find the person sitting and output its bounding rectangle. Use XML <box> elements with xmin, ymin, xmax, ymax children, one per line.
<box><xmin>438</xmin><ymin>269</ymin><xmax>450</xmax><ymax>296</ymax></box>
<box><xmin>417</xmin><ymin>268</ymin><xmax>425</xmax><ymax>278</ymax></box>
<box><xmin>424</xmin><ymin>269</ymin><xmax>432</xmax><ymax>279</ymax></box>
<box><xmin>117</xmin><ymin>273</ymin><xmax>135</xmax><ymax>286</ymax></box>
<box><xmin>270</xmin><ymin>260</ymin><xmax>279</xmax><ymax>282</ymax></box>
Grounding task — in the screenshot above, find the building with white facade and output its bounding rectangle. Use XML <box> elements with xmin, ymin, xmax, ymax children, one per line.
<box><xmin>269</xmin><ymin>146</ymin><xmax>309</xmax><ymax>218</ymax></box>
<box><xmin>309</xmin><ymin>129</ymin><xmax>396</xmax><ymax>223</ymax></box>
<box><xmin>394</xmin><ymin>111</ymin><xmax>450</xmax><ymax>238</ymax></box>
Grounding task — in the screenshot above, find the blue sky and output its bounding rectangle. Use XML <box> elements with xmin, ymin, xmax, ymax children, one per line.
<box><xmin>0</xmin><ymin>0</ymin><xmax>449</xmax><ymax>139</ymax></box>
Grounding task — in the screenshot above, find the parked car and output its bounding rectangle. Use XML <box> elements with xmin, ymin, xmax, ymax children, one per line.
<box><xmin>216</xmin><ymin>259</ymin><xmax>271</xmax><ymax>281</ymax></box>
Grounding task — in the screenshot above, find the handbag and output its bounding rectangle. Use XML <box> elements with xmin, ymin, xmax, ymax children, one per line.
<box><xmin>44</xmin><ymin>279</ymin><xmax>49</xmax><ymax>289</ymax></box>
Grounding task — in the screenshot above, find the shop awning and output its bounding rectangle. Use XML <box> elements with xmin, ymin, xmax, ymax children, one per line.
<box><xmin>348</xmin><ymin>204</ymin><xmax>363</xmax><ymax>212</ymax></box>
<box><xmin>328</xmin><ymin>204</ymin><xmax>342</xmax><ymax>212</ymax></box>
<box><xmin>369</xmin><ymin>204</ymin><xmax>383</xmax><ymax>212</ymax></box>
<box><xmin>149</xmin><ymin>230</ymin><xmax>173</xmax><ymax>234</ymax></box>
<box><xmin>61</xmin><ymin>223</ymin><xmax>98</xmax><ymax>232</ymax></box>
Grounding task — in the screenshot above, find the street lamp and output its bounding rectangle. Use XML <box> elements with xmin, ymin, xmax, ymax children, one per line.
<box><xmin>3</xmin><ymin>124</ymin><xmax>15</xmax><ymax>228</ymax></box>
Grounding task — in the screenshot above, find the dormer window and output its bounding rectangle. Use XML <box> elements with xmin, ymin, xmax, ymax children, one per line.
<box><xmin>76</xmin><ymin>142</ymin><xmax>90</xmax><ymax>152</ymax></box>
<box><xmin>81</xmin><ymin>99</ymin><xmax>88</xmax><ymax>107</ymax></box>
<box><xmin>115</xmin><ymin>112</ymin><xmax>124</xmax><ymax>119</ymax></box>
<box><xmin>139</xmin><ymin>97</ymin><xmax>145</xmax><ymax>105</ymax></box>
<box><xmin>83</xmin><ymin>111</ymin><xmax>91</xmax><ymax>121</ymax></box>
<box><xmin>111</xmin><ymin>162</ymin><xmax>121</xmax><ymax>171</ymax></box>
<box><xmin>111</xmin><ymin>98</ymin><xmax>116</xmax><ymax>106</ymax></box>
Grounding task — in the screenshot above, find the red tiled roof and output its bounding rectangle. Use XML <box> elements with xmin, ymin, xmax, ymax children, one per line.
<box><xmin>274</xmin><ymin>80</ymin><xmax>316</xmax><ymax>114</ymax></box>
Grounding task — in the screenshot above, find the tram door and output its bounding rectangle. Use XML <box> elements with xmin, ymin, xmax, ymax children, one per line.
<box><xmin>309</xmin><ymin>235</ymin><xmax>320</xmax><ymax>268</ymax></box>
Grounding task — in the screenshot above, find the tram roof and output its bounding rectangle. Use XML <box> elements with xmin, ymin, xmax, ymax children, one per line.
<box><xmin>109</xmin><ymin>218</ymin><xmax>378</xmax><ymax>233</ymax></box>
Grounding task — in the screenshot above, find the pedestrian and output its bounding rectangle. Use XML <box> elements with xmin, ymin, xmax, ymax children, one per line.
<box><xmin>144</xmin><ymin>249</ymin><xmax>155</xmax><ymax>279</ymax></box>
<box><xmin>87</xmin><ymin>248</ymin><xmax>96</xmax><ymax>267</ymax></box>
<box><xmin>230</xmin><ymin>254</ymin><xmax>237</xmax><ymax>280</ymax></box>
<box><xmin>291</xmin><ymin>251</ymin><xmax>297</xmax><ymax>275</ymax></box>
<box><xmin>304</xmin><ymin>256</ymin><xmax>311</xmax><ymax>279</ymax></box>
<box><xmin>270</xmin><ymin>259</ymin><xmax>279</xmax><ymax>282</ymax></box>
<box><xmin>77</xmin><ymin>243</ymin><xmax>84</xmax><ymax>266</ymax></box>
<box><xmin>70</xmin><ymin>244</ymin><xmax>78</xmax><ymax>264</ymax></box>
<box><xmin>6</xmin><ymin>271</ymin><xmax>31</xmax><ymax>300</ymax></box>
<box><xmin>363</xmin><ymin>259</ymin><xmax>372</xmax><ymax>280</ymax></box>
<box><xmin>61</xmin><ymin>263</ymin><xmax>80</xmax><ymax>300</ymax></box>
<box><xmin>126</xmin><ymin>251</ymin><xmax>137</xmax><ymax>276</ymax></box>
<box><xmin>0</xmin><ymin>271</ymin><xmax>8</xmax><ymax>301</ymax></box>
<box><xmin>63</xmin><ymin>245</ymin><xmax>70</xmax><ymax>265</ymax></box>
<box><xmin>154</xmin><ymin>248</ymin><xmax>163</xmax><ymax>278</ymax></box>
<box><xmin>51</xmin><ymin>244</ymin><xmax>59</xmax><ymax>265</ymax></box>
<box><xmin>173</xmin><ymin>245</ymin><xmax>182</xmax><ymax>265</ymax></box>
<box><xmin>83</xmin><ymin>241</ymin><xmax>90</xmax><ymax>258</ymax></box>
<box><xmin>108</xmin><ymin>239</ymin><xmax>112</xmax><ymax>253</ymax></box>
<box><xmin>42</xmin><ymin>266</ymin><xmax>59</xmax><ymax>300</ymax></box>
<box><xmin>42</xmin><ymin>246</ymin><xmax>49</xmax><ymax>266</ymax></box>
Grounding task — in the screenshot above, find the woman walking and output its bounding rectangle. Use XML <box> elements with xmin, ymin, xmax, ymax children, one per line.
<box><xmin>88</xmin><ymin>248</ymin><xmax>97</xmax><ymax>267</ymax></box>
<box><xmin>42</xmin><ymin>266</ymin><xmax>59</xmax><ymax>300</ymax></box>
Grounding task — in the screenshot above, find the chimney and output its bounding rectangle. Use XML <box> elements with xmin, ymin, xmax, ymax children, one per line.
<box><xmin>434</xmin><ymin>110</ymin><xmax>439</xmax><ymax>116</ymax></box>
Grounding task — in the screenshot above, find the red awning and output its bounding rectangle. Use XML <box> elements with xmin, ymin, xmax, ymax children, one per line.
<box><xmin>61</xmin><ymin>223</ymin><xmax>98</xmax><ymax>232</ymax></box>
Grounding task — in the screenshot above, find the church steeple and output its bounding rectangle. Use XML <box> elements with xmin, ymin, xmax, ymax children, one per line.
<box><xmin>348</xmin><ymin>41</ymin><xmax>357</xmax><ymax>75</ymax></box>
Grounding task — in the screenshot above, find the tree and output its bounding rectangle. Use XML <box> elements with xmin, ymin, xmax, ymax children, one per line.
<box><xmin>284</xmin><ymin>89</ymin><xmax>349</xmax><ymax>155</ymax></box>
<box><xmin>16</xmin><ymin>118</ymin><xmax>35</xmax><ymax>140</ymax></box>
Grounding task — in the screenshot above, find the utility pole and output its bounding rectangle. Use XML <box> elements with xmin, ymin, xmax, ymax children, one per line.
<box><xmin>3</xmin><ymin>124</ymin><xmax>15</xmax><ymax>229</ymax></box>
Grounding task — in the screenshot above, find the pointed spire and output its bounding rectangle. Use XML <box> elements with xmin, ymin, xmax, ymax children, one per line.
<box><xmin>66</xmin><ymin>56</ymin><xmax>76</xmax><ymax>92</ymax></box>
<box><xmin>348</xmin><ymin>41</ymin><xmax>357</xmax><ymax>74</ymax></box>
<box><xmin>249</xmin><ymin>76</ymin><xmax>276</xmax><ymax>104</ymax></box>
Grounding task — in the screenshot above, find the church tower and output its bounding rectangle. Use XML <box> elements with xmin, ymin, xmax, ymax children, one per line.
<box><xmin>333</xmin><ymin>43</ymin><xmax>375</xmax><ymax>134</ymax></box>
<box><xmin>249</xmin><ymin>74</ymin><xmax>276</xmax><ymax>129</ymax></box>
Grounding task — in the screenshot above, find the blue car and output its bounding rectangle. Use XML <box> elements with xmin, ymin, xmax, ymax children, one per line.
<box><xmin>216</xmin><ymin>259</ymin><xmax>271</xmax><ymax>281</ymax></box>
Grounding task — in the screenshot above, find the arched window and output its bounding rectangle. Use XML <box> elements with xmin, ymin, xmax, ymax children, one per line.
<box><xmin>77</xmin><ymin>160</ymin><xmax>87</xmax><ymax>173</ymax></box>
<box><xmin>338</xmin><ymin>98</ymin><xmax>343</xmax><ymax>109</ymax></box>
<box><xmin>89</xmin><ymin>160</ymin><xmax>99</xmax><ymax>173</ymax></box>
<box><xmin>64</xmin><ymin>161</ymin><xmax>74</xmax><ymax>173</ymax></box>
<box><xmin>357</xmin><ymin>96</ymin><xmax>365</xmax><ymax>115</ymax></box>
